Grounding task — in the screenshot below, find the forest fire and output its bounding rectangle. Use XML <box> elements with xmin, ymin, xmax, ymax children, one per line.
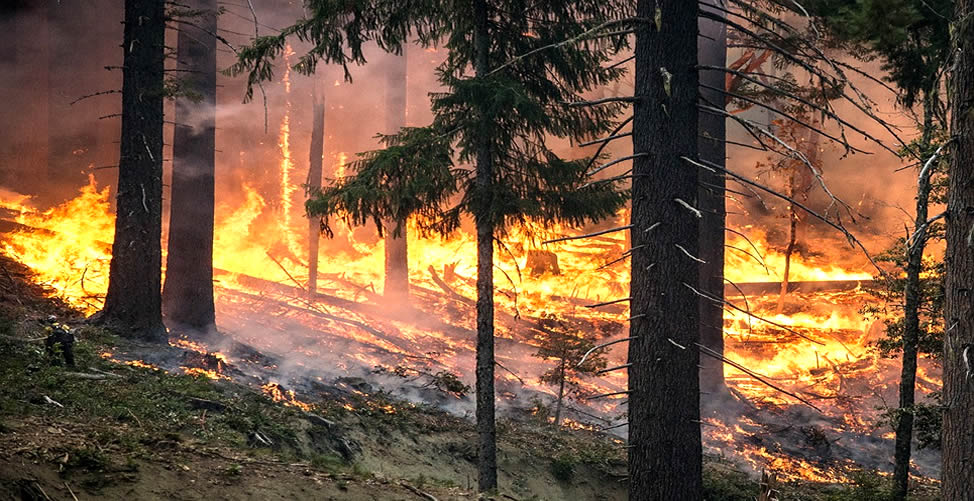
<box><xmin>3</xmin><ymin>0</ymin><xmax>971</xmax><ymax>497</ymax></box>
<box><xmin>0</xmin><ymin>168</ymin><xmax>939</xmax><ymax>482</ymax></box>
<box><xmin>3</xmin><ymin>1</ymin><xmax>965</xmax><ymax>494</ymax></box>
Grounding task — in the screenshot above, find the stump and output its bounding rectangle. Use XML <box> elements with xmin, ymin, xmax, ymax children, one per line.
<box><xmin>526</xmin><ymin>250</ymin><xmax>560</xmax><ymax>276</ymax></box>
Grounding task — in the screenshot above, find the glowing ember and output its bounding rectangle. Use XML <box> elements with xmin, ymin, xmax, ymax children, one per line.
<box><xmin>261</xmin><ymin>382</ymin><xmax>312</xmax><ymax>411</ymax></box>
<box><xmin>126</xmin><ymin>360</ymin><xmax>163</xmax><ymax>371</ymax></box>
<box><xmin>182</xmin><ymin>367</ymin><xmax>229</xmax><ymax>380</ymax></box>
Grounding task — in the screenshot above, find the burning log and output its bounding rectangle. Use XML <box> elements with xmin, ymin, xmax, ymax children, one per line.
<box><xmin>427</xmin><ymin>265</ymin><xmax>474</xmax><ymax>306</ymax></box>
<box><xmin>724</xmin><ymin>280</ymin><xmax>875</xmax><ymax>297</ymax></box>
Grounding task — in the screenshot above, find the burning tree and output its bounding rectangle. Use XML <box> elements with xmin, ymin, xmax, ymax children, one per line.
<box><xmin>92</xmin><ymin>0</ymin><xmax>167</xmax><ymax>341</ymax></box>
<box><xmin>533</xmin><ymin>313</ymin><xmax>608</xmax><ymax>427</ymax></box>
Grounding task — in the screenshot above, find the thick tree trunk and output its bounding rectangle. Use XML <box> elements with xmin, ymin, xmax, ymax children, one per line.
<box><xmin>472</xmin><ymin>0</ymin><xmax>496</xmax><ymax>492</ymax></box>
<box><xmin>384</xmin><ymin>49</ymin><xmax>409</xmax><ymax>302</ymax></box>
<box><xmin>941</xmin><ymin>3</ymin><xmax>974</xmax><ymax>497</ymax></box>
<box><xmin>94</xmin><ymin>0</ymin><xmax>167</xmax><ymax>341</ymax></box>
<box><xmin>697</xmin><ymin>0</ymin><xmax>727</xmax><ymax>395</ymax></box>
<box><xmin>162</xmin><ymin>0</ymin><xmax>217</xmax><ymax>332</ymax></box>
<box><xmin>628</xmin><ymin>1</ymin><xmax>702</xmax><ymax>499</ymax></box>
<box><xmin>307</xmin><ymin>90</ymin><xmax>325</xmax><ymax>296</ymax></box>
<box><xmin>892</xmin><ymin>100</ymin><xmax>936</xmax><ymax>501</ymax></box>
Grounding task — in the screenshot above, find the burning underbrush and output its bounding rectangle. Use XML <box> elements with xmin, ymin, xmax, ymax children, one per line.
<box><xmin>0</xmin><ymin>176</ymin><xmax>944</xmax><ymax>488</ymax></box>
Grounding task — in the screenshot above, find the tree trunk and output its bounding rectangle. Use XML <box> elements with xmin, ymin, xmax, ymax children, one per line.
<box><xmin>776</xmin><ymin>174</ymin><xmax>797</xmax><ymax>314</ymax></box>
<box><xmin>94</xmin><ymin>0</ymin><xmax>167</xmax><ymax>341</ymax></box>
<box><xmin>697</xmin><ymin>0</ymin><xmax>727</xmax><ymax>395</ymax></box>
<box><xmin>162</xmin><ymin>0</ymin><xmax>217</xmax><ymax>332</ymax></box>
<box><xmin>384</xmin><ymin>49</ymin><xmax>409</xmax><ymax>302</ymax></box>
<box><xmin>776</xmin><ymin>124</ymin><xmax>816</xmax><ymax>314</ymax></box>
<box><xmin>628</xmin><ymin>1</ymin><xmax>702</xmax><ymax>499</ymax></box>
<box><xmin>554</xmin><ymin>355</ymin><xmax>566</xmax><ymax>427</ymax></box>
<box><xmin>307</xmin><ymin>89</ymin><xmax>325</xmax><ymax>296</ymax></box>
<box><xmin>892</xmin><ymin>98</ymin><xmax>935</xmax><ymax>501</ymax></box>
<box><xmin>941</xmin><ymin>2</ymin><xmax>974</xmax><ymax>495</ymax></box>
<box><xmin>472</xmin><ymin>0</ymin><xmax>496</xmax><ymax>492</ymax></box>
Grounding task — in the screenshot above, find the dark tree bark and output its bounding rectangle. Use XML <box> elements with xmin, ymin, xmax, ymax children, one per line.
<box><xmin>628</xmin><ymin>1</ymin><xmax>702</xmax><ymax>499</ymax></box>
<box><xmin>472</xmin><ymin>0</ymin><xmax>497</xmax><ymax>492</ymax></box>
<box><xmin>94</xmin><ymin>0</ymin><xmax>167</xmax><ymax>341</ymax></box>
<box><xmin>162</xmin><ymin>0</ymin><xmax>217</xmax><ymax>332</ymax></box>
<box><xmin>942</xmin><ymin>2</ymin><xmax>974</xmax><ymax>497</ymax></box>
<box><xmin>554</xmin><ymin>354</ymin><xmax>566</xmax><ymax>427</ymax></box>
<box><xmin>384</xmin><ymin>49</ymin><xmax>409</xmax><ymax>303</ymax></box>
<box><xmin>307</xmin><ymin>89</ymin><xmax>325</xmax><ymax>296</ymax></box>
<box><xmin>697</xmin><ymin>0</ymin><xmax>727</xmax><ymax>395</ymax></box>
<box><xmin>892</xmin><ymin>98</ymin><xmax>936</xmax><ymax>501</ymax></box>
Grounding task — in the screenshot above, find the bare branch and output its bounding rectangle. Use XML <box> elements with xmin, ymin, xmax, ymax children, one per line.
<box><xmin>542</xmin><ymin>225</ymin><xmax>631</xmax><ymax>244</ymax></box>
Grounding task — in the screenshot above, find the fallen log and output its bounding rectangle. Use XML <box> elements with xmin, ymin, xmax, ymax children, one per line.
<box><xmin>427</xmin><ymin>265</ymin><xmax>474</xmax><ymax>306</ymax></box>
<box><xmin>725</xmin><ymin>280</ymin><xmax>875</xmax><ymax>297</ymax></box>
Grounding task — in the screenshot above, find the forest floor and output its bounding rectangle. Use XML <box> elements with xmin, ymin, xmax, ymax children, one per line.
<box><xmin>0</xmin><ymin>255</ymin><xmax>940</xmax><ymax>501</ymax></box>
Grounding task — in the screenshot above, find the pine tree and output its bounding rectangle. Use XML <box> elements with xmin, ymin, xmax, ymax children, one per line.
<box><xmin>533</xmin><ymin>313</ymin><xmax>609</xmax><ymax>427</ymax></box>
<box><xmin>698</xmin><ymin>0</ymin><xmax>728</xmax><ymax>395</ymax></box>
<box><xmin>163</xmin><ymin>0</ymin><xmax>218</xmax><ymax>334</ymax></box>
<box><xmin>383</xmin><ymin>50</ymin><xmax>409</xmax><ymax>303</ymax></box>
<box><xmin>93</xmin><ymin>0</ymin><xmax>167</xmax><ymax>341</ymax></box>
<box><xmin>628</xmin><ymin>1</ymin><xmax>702</xmax><ymax>498</ymax></box>
<box><xmin>942</xmin><ymin>0</ymin><xmax>974</xmax><ymax>495</ymax></box>
<box><xmin>303</xmin><ymin>2</ymin><xmax>629</xmax><ymax>490</ymax></box>
<box><xmin>307</xmin><ymin>87</ymin><xmax>325</xmax><ymax>295</ymax></box>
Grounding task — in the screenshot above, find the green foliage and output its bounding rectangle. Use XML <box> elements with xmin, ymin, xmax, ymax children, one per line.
<box><xmin>912</xmin><ymin>395</ymin><xmax>944</xmax><ymax>449</ymax></box>
<box><xmin>0</xmin><ymin>327</ymin><xmax>304</xmax><ymax>453</ymax></box>
<box><xmin>860</xmin><ymin>128</ymin><xmax>949</xmax><ymax>358</ymax></box>
<box><xmin>533</xmin><ymin>313</ymin><xmax>609</xmax><ymax>402</ymax></box>
<box><xmin>65</xmin><ymin>446</ymin><xmax>110</xmax><ymax>472</ymax></box>
<box><xmin>878</xmin><ymin>391</ymin><xmax>944</xmax><ymax>450</ymax></box>
<box><xmin>373</xmin><ymin>365</ymin><xmax>471</xmax><ymax>397</ymax></box>
<box><xmin>226</xmin><ymin>0</ymin><xmax>446</xmax><ymax>101</ymax></box>
<box><xmin>549</xmin><ymin>454</ymin><xmax>576</xmax><ymax>482</ymax></box>
<box><xmin>238</xmin><ymin>1</ymin><xmax>631</xmax><ymax>240</ymax></box>
<box><xmin>310</xmin><ymin>453</ymin><xmax>346</xmax><ymax>472</ymax></box>
<box><xmin>306</xmin><ymin>127</ymin><xmax>458</xmax><ymax>238</ymax></box>
<box><xmin>803</xmin><ymin>0</ymin><xmax>953</xmax><ymax>107</ymax></box>
<box><xmin>701</xmin><ymin>466</ymin><xmax>758</xmax><ymax>501</ymax></box>
<box><xmin>862</xmin><ymin>250</ymin><xmax>944</xmax><ymax>358</ymax></box>
<box><xmin>823</xmin><ymin>470</ymin><xmax>891</xmax><ymax>501</ymax></box>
